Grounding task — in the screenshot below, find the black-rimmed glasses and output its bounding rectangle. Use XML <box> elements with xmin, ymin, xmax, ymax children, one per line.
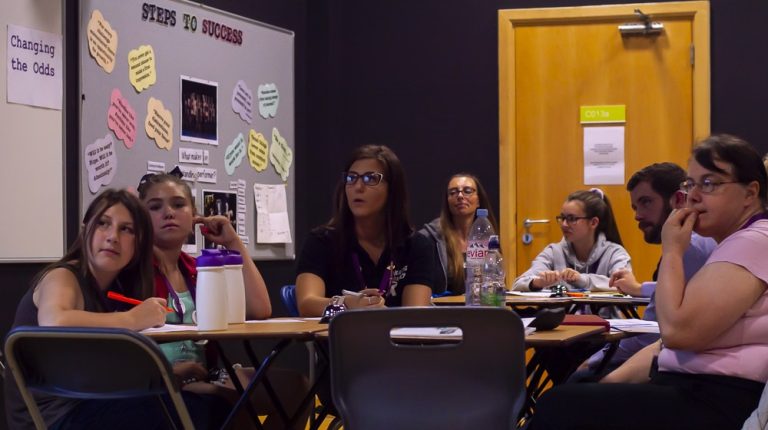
<box><xmin>343</xmin><ymin>171</ymin><xmax>384</xmax><ymax>186</ymax></box>
<box><xmin>556</xmin><ymin>214</ymin><xmax>589</xmax><ymax>224</ymax></box>
<box><xmin>680</xmin><ymin>178</ymin><xmax>738</xmax><ymax>194</ymax></box>
<box><xmin>447</xmin><ymin>187</ymin><xmax>476</xmax><ymax>198</ymax></box>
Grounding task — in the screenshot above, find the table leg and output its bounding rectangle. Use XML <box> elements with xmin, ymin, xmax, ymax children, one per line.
<box><xmin>221</xmin><ymin>338</ymin><xmax>291</xmax><ymax>429</ymax></box>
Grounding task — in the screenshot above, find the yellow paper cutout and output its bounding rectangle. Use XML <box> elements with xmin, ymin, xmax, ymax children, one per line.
<box><xmin>145</xmin><ymin>97</ymin><xmax>173</xmax><ymax>150</ymax></box>
<box><xmin>128</xmin><ymin>45</ymin><xmax>157</xmax><ymax>92</ymax></box>
<box><xmin>270</xmin><ymin>127</ymin><xmax>292</xmax><ymax>182</ymax></box>
<box><xmin>87</xmin><ymin>10</ymin><xmax>118</xmax><ymax>73</ymax></box>
<box><xmin>248</xmin><ymin>129</ymin><xmax>269</xmax><ymax>172</ymax></box>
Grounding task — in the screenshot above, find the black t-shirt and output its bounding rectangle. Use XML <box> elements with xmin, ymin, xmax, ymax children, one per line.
<box><xmin>296</xmin><ymin>228</ymin><xmax>434</xmax><ymax>307</ymax></box>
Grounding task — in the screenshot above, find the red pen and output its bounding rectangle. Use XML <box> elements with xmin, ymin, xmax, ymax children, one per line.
<box><xmin>107</xmin><ymin>291</ymin><xmax>173</xmax><ymax>312</ymax></box>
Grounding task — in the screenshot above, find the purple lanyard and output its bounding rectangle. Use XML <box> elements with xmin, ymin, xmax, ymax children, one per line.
<box><xmin>163</xmin><ymin>273</ymin><xmax>196</xmax><ymax>321</ymax></box>
<box><xmin>351</xmin><ymin>253</ymin><xmax>394</xmax><ymax>296</ymax></box>
<box><xmin>739</xmin><ymin>212</ymin><xmax>768</xmax><ymax>231</ymax></box>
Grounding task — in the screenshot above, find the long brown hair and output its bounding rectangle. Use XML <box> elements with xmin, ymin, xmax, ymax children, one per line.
<box><xmin>33</xmin><ymin>189</ymin><xmax>155</xmax><ymax>302</ymax></box>
<box><xmin>439</xmin><ymin>173</ymin><xmax>498</xmax><ymax>292</ymax></box>
<box><xmin>322</xmin><ymin>144</ymin><xmax>412</xmax><ymax>261</ymax></box>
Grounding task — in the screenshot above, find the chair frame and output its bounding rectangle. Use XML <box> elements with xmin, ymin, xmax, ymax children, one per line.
<box><xmin>4</xmin><ymin>326</ymin><xmax>195</xmax><ymax>430</ymax></box>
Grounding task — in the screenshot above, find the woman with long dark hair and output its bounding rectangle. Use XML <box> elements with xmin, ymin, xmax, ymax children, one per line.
<box><xmin>295</xmin><ymin>144</ymin><xmax>434</xmax><ymax>316</ymax></box>
<box><xmin>513</xmin><ymin>188</ymin><xmax>631</xmax><ymax>291</ymax></box>
<box><xmin>5</xmin><ymin>189</ymin><xmax>229</xmax><ymax>429</ymax></box>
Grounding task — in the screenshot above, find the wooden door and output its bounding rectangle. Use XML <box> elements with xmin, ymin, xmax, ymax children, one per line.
<box><xmin>499</xmin><ymin>2</ymin><xmax>710</xmax><ymax>283</ymax></box>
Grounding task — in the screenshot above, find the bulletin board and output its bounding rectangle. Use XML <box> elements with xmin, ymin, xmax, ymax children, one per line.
<box><xmin>79</xmin><ymin>0</ymin><xmax>295</xmax><ymax>259</ymax></box>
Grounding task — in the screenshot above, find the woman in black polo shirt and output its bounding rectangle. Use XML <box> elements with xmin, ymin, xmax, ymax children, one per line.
<box><xmin>295</xmin><ymin>144</ymin><xmax>433</xmax><ymax>316</ymax></box>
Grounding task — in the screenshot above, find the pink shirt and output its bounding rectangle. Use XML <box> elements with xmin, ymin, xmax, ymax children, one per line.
<box><xmin>658</xmin><ymin>220</ymin><xmax>768</xmax><ymax>383</ymax></box>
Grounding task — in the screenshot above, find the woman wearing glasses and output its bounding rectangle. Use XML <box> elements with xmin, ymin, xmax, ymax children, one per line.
<box><xmin>417</xmin><ymin>173</ymin><xmax>499</xmax><ymax>295</ymax></box>
<box><xmin>530</xmin><ymin>134</ymin><xmax>768</xmax><ymax>430</ymax></box>
<box><xmin>513</xmin><ymin>188</ymin><xmax>630</xmax><ymax>291</ymax></box>
<box><xmin>295</xmin><ymin>144</ymin><xmax>434</xmax><ymax>316</ymax></box>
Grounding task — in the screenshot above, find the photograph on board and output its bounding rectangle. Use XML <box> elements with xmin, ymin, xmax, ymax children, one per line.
<box><xmin>180</xmin><ymin>75</ymin><xmax>219</xmax><ymax>145</ymax></box>
<box><xmin>202</xmin><ymin>189</ymin><xmax>237</xmax><ymax>249</ymax></box>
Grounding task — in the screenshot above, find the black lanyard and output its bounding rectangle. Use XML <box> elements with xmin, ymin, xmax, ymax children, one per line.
<box><xmin>739</xmin><ymin>212</ymin><xmax>768</xmax><ymax>231</ymax></box>
<box><xmin>351</xmin><ymin>253</ymin><xmax>394</xmax><ymax>296</ymax></box>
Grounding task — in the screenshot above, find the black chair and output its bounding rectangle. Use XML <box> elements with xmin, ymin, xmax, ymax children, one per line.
<box><xmin>281</xmin><ymin>284</ymin><xmax>300</xmax><ymax>317</ymax></box>
<box><xmin>4</xmin><ymin>326</ymin><xmax>195</xmax><ymax>429</ymax></box>
<box><xmin>329</xmin><ymin>307</ymin><xmax>527</xmax><ymax>430</ymax></box>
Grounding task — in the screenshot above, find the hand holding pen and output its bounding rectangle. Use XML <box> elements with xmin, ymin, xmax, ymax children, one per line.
<box><xmin>342</xmin><ymin>288</ymin><xmax>385</xmax><ymax>309</ymax></box>
<box><xmin>107</xmin><ymin>291</ymin><xmax>171</xmax><ymax>328</ymax></box>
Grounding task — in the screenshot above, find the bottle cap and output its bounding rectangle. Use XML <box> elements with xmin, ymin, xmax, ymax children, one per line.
<box><xmin>488</xmin><ymin>235</ymin><xmax>500</xmax><ymax>249</ymax></box>
<box><xmin>196</xmin><ymin>249</ymin><xmax>225</xmax><ymax>267</ymax></box>
<box><xmin>221</xmin><ymin>249</ymin><xmax>243</xmax><ymax>265</ymax></box>
<box><xmin>476</xmin><ymin>208</ymin><xmax>488</xmax><ymax>217</ymax></box>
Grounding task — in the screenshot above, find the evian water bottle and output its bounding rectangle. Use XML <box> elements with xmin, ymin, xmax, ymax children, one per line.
<box><xmin>465</xmin><ymin>208</ymin><xmax>494</xmax><ymax>306</ymax></box>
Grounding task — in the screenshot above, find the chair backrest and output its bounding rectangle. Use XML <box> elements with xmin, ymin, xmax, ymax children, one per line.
<box><xmin>281</xmin><ymin>284</ymin><xmax>300</xmax><ymax>317</ymax></box>
<box><xmin>329</xmin><ymin>307</ymin><xmax>526</xmax><ymax>430</ymax></box>
<box><xmin>4</xmin><ymin>326</ymin><xmax>194</xmax><ymax>429</ymax></box>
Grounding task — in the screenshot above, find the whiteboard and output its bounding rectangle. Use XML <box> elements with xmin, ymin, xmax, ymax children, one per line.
<box><xmin>79</xmin><ymin>0</ymin><xmax>295</xmax><ymax>260</ymax></box>
<box><xmin>0</xmin><ymin>0</ymin><xmax>65</xmax><ymax>262</ymax></box>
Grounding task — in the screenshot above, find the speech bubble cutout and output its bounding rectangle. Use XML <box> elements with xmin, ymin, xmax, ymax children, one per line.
<box><xmin>86</xmin><ymin>10</ymin><xmax>118</xmax><ymax>73</ymax></box>
<box><xmin>258</xmin><ymin>83</ymin><xmax>279</xmax><ymax>119</ymax></box>
<box><xmin>85</xmin><ymin>134</ymin><xmax>118</xmax><ymax>194</ymax></box>
<box><xmin>127</xmin><ymin>45</ymin><xmax>157</xmax><ymax>92</ymax></box>
<box><xmin>231</xmin><ymin>80</ymin><xmax>254</xmax><ymax>124</ymax></box>
<box><xmin>145</xmin><ymin>97</ymin><xmax>173</xmax><ymax>150</ymax></box>
<box><xmin>224</xmin><ymin>133</ymin><xmax>246</xmax><ymax>175</ymax></box>
<box><xmin>107</xmin><ymin>88</ymin><xmax>137</xmax><ymax>148</ymax></box>
<box><xmin>247</xmin><ymin>130</ymin><xmax>269</xmax><ymax>172</ymax></box>
<box><xmin>270</xmin><ymin>127</ymin><xmax>292</xmax><ymax>181</ymax></box>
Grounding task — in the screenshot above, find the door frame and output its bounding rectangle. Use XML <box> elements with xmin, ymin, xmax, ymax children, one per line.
<box><xmin>498</xmin><ymin>1</ymin><xmax>710</xmax><ymax>276</ymax></box>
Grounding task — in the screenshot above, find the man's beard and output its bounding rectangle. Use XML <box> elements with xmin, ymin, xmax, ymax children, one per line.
<box><xmin>643</xmin><ymin>203</ymin><xmax>672</xmax><ymax>244</ymax></box>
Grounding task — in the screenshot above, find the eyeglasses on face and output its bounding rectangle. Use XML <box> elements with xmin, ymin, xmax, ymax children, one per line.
<box><xmin>556</xmin><ymin>214</ymin><xmax>589</xmax><ymax>224</ymax></box>
<box><xmin>447</xmin><ymin>187</ymin><xmax>477</xmax><ymax>198</ymax></box>
<box><xmin>343</xmin><ymin>171</ymin><xmax>384</xmax><ymax>186</ymax></box>
<box><xmin>680</xmin><ymin>178</ymin><xmax>738</xmax><ymax>194</ymax></box>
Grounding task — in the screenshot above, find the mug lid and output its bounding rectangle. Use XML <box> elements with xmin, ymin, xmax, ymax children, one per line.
<box><xmin>221</xmin><ymin>249</ymin><xmax>243</xmax><ymax>265</ymax></box>
<box><xmin>196</xmin><ymin>249</ymin><xmax>224</xmax><ymax>267</ymax></box>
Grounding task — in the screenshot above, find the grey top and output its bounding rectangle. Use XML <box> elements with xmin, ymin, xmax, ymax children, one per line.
<box><xmin>513</xmin><ymin>232</ymin><xmax>631</xmax><ymax>291</ymax></box>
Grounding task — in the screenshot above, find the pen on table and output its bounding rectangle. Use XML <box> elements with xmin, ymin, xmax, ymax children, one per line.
<box><xmin>566</xmin><ymin>292</ymin><xmax>587</xmax><ymax>297</ymax></box>
<box><xmin>107</xmin><ymin>291</ymin><xmax>173</xmax><ymax>312</ymax></box>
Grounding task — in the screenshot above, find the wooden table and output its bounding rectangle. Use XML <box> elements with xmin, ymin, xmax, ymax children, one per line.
<box><xmin>144</xmin><ymin>319</ymin><xmax>328</xmax><ymax>430</ymax></box>
<box><xmin>433</xmin><ymin>293</ymin><xmax>650</xmax><ymax>318</ymax></box>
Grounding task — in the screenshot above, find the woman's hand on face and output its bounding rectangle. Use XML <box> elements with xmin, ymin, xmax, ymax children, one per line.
<box><xmin>559</xmin><ymin>268</ymin><xmax>581</xmax><ymax>283</ymax></box>
<box><xmin>661</xmin><ymin>208</ymin><xmax>696</xmax><ymax>256</ymax></box>
<box><xmin>129</xmin><ymin>298</ymin><xmax>169</xmax><ymax>329</ymax></box>
<box><xmin>343</xmin><ymin>288</ymin><xmax>385</xmax><ymax>310</ymax></box>
<box><xmin>532</xmin><ymin>271</ymin><xmax>560</xmax><ymax>288</ymax></box>
<box><xmin>195</xmin><ymin>215</ymin><xmax>240</xmax><ymax>249</ymax></box>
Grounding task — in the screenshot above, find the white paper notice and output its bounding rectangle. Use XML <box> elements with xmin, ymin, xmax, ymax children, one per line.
<box><xmin>253</xmin><ymin>183</ymin><xmax>292</xmax><ymax>243</ymax></box>
<box><xmin>6</xmin><ymin>24</ymin><xmax>63</xmax><ymax>109</ymax></box>
<box><xmin>583</xmin><ymin>126</ymin><xmax>625</xmax><ymax>185</ymax></box>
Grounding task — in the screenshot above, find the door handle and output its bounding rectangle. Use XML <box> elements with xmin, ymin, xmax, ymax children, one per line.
<box><xmin>522</xmin><ymin>218</ymin><xmax>550</xmax><ymax>245</ymax></box>
<box><xmin>523</xmin><ymin>218</ymin><xmax>550</xmax><ymax>229</ymax></box>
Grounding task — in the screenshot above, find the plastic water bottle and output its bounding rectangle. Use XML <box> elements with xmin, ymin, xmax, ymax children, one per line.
<box><xmin>195</xmin><ymin>249</ymin><xmax>228</xmax><ymax>331</ymax></box>
<box><xmin>465</xmin><ymin>208</ymin><xmax>495</xmax><ymax>306</ymax></box>
<box><xmin>222</xmin><ymin>250</ymin><xmax>246</xmax><ymax>324</ymax></box>
<box><xmin>481</xmin><ymin>235</ymin><xmax>505</xmax><ymax>307</ymax></box>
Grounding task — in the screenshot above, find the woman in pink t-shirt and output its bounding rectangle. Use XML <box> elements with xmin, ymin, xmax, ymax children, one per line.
<box><xmin>529</xmin><ymin>134</ymin><xmax>768</xmax><ymax>430</ymax></box>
